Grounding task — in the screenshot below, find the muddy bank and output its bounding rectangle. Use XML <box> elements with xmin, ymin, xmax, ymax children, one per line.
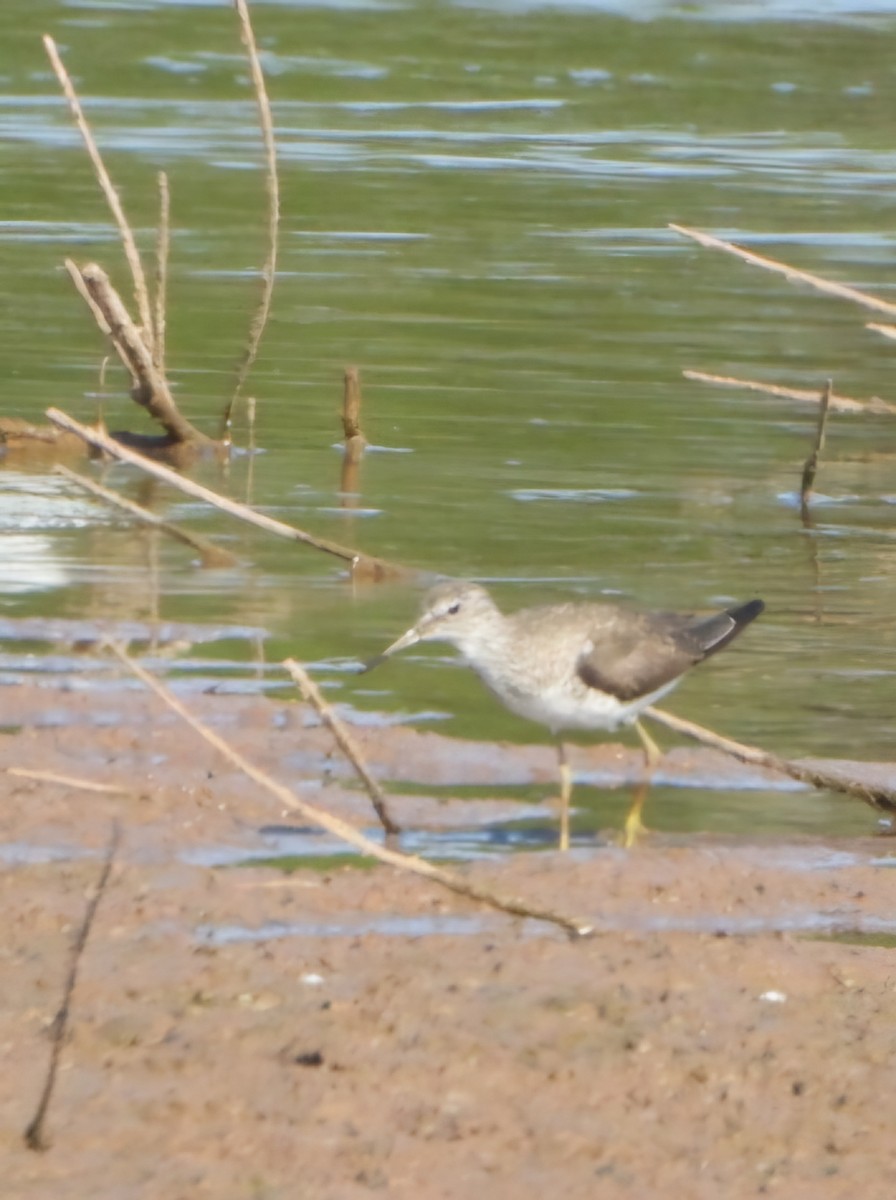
<box><xmin>2</xmin><ymin>678</ymin><xmax>896</xmax><ymax>1197</ymax></box>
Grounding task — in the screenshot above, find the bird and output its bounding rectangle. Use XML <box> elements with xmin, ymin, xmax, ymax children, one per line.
<box><xmin>362</xmin><ymin>580</ymin><xmax>764</xmax><ymax>849</ymax></box>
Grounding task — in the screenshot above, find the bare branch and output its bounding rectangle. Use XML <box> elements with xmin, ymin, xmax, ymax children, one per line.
<box><xmin>671</xmin><ymin>223</ymin><xmax>896</xmax><ymax>319</ymax></box>
<box><xmin>112</xmin><ymin>646</ymin><xmax>592</xmax><ymax>939</ymax></box>
<box><xmin>646</xmin><ymin>706</ymin><xmax>896</xmax><ymax>816</ymax></box>
<box><xmin>46</xmin><ymin>407</ymin><xmax>411</xmax><ymax>582</ymax></box>
<box><xmin>43</xmin><ymin>35</ymin><xmax>154</xmax><ymax>344</ymax></box>
<box><xmin>224</xmin><ymin>0</ymin><xmax>281</xmax><ymax>432</ymax></box>
<box><xmin>283</xmin><ymin>658</ymin><xmax>400</xmax><ymax>836</ymax></box>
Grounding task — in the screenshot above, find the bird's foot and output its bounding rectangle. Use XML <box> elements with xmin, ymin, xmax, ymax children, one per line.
<box><xmin>621</xmin><ymin>808</ymin><xmax>652</xmax><ymax>848</ymax></box>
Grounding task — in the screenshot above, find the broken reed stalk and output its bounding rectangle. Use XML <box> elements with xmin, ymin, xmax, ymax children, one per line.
<box><xmin>7</xmin><ymin>767</ymin><xmax>133</xmax><ymax>795</ymax></box>
<box><xmin>43</xmin><ymin>35</ymin><xmax>154</xmax><ymax>347</ymax></box>
<box><xmin>800</xmin><ymin>379</ymin><xmax>833</xmax><ymax>523</ymax></box>
<box><xmin>54</xmin><ymin>464</ymin><xmax>238</xmax><ymax>568</ymax></box>
<box><xmin>24</xmin><ymin>822</ymin><xmax>121</xmax><ymax>1152</ymax></box>
<box><xmin>282</xmin><ymin>658</ymin><xmax>400</xmax><ymax>836</ymax></box>
<box><xmin>224</xmin><ymin>0</ymin><xmax>281</xmax><ymax>434</ymax></box>
<box><xmin>683</xmin><ymin>369</ymin><xmax>896</xmax><ymax>416</ymax></box>
<box><xmin>46</xmin><ymin>407</ymin><xmax>410</xmax><ymax>582</ymax></box>
<box><xmin>112</xmin><ymin>646</ymin><xmax>591</xmax><ymax>938</ymax></box>
<box><xmin>154</xmin><ymin>171</ymin><xmax>170</xmax><ymax>375</ymax></box>
<box><xmin>671</xmin><ymin>223</ymin><xmax>896</xmax><ymax>320</ymax></box>
<box><xmin>340</xmin><ymin>367</ymin><xmax>367</xmax><ymax>501</ymax></box>
<box><xmin>64</xmin><ymin>261</ymin><xmax>208</xmax><ymax>446</ymax></box>
<box><xmin>645</xmin><ymin>706</ymin><xmax>896</xmax><ymax>816</ymax></box>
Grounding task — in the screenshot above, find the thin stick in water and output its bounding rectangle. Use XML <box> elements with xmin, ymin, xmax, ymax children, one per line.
<box><xmin>800</xmin><ymin>378</ymin><xmax>833</xmax><ymax>525</ymax></box>
<box><xmin>283</xmin><ymin>658</ymin><xmax>400</xmax><ymax>836</ymax></box>
<box><xmin>154</xmin><ymin>171</ymin><xmax>170</xmax><ymax>375</ymax></box>
<box><xmin>671</xmin><ymin>224</ymin><xmax>896</xmax><ymax>320</ymax></box>
<box><xmin>225</xmin><ymin>0</ymin><xmax>281</xmax><ymax>433</ymax></box>
<box><xmin>645</xmin><ymin>705</ymin><xmax>896</xmax><ymax>816</ymax></box>
<box><xmin>46</xmin><ymin>407</ymin><xmax>410</xmax><ymax>581</ymax></box>
<box><xmin>24</xmin><ymin>822</ymin><xmax>121</xmax><ymax>1152</ymax></box>
<box><xmin>43</xmin><ymin>35</ymin><xmax>154</xmax><ymax>347</ymax></box>
<box><xmin>682</xmin><ymin>369</ymin><xmax>895</xmax><ymax>415</ymax></box>
<box><xmin>340</xmin><ymin>367</ymin><xmax>367</xmax><ymax>503</ymax></box>
<box><xmin>54</xmin><ymin>464</ymin><xmax>239</xmax><ymax>568</ymax></box>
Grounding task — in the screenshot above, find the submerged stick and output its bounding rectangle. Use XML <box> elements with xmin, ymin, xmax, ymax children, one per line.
<box><xmin>154</xmin><ymin>171</ymin><xmax>170</xmax><ymax>375</ymax></box>
<box><xmin>24</xmin><ymin>822</ymin><xmax>120</xmax><ymax>1152</ymax></box>
<box><xmin>224</xmin><ymin>0</ymin><xmax>281</xmax><ymax>432</ymax></box>
<box><xmin>283</xmin><ymin>658</ymin><xmax>399</xmax><ymax>836</ymax></box>
<box><xmin>671</xmin><ymin>224</ymin><xmax>896</xmax><ymax>320</ymax></box>
<box><xmin>43</xmin><ymin>36</ymin><xmax>154</xmax><ymax>346</ymax></box>
<box><xmin>54</xmin><ymin>464</ymin><xmax>238</xmax><ymax>568</ymax></box>
<box><xmin>800</xmin><ymin>379</ymin><xmax>833</xmax><ymax>524</ymax></box>
<box><xmin>645</xmin><ymin>706</ymin><xmax>896</xmax><ymax>816</ymax></box>
<box><xmin>113</xmin><ymin>647</ymin><xmax>590</xmax><ymax>938</ymax></box>
<box><xmin>46</xmin><ymin>407</ymin><xmax>410</xmax><ymax>582</ymax></box>
<box><xmin>682</xmin><ymin>369</ymin><xmax>896</xmax><ymax>415</ymax></box>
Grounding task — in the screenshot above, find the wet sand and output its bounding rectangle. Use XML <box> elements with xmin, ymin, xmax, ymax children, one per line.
<box><xmin>3</xmin><ymin>680</ymin><xmax>896</xmax><ymax>1198</ymax></box>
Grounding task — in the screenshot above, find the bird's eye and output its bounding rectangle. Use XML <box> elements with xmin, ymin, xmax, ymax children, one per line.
<box><xmin>447</xmin><ymin>601</ymin><xmax>461</xmax><ymax>615</ymax></box>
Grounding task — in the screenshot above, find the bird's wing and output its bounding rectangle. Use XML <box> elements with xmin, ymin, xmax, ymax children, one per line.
<box><xmin>574</xmin><ymin>601</ymin><xmax>763</xmax><ymax>702</ymax></box>
<box><xmin>575</xmin><ymin>611</ymin><xmax>703</xmax><ymax>702</ymax></box>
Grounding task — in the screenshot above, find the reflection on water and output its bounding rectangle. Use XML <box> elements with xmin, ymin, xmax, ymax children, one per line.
<box><xmin>3</xmin><ymin>0</ymin><xmax>896</xmax><ymax>834</ymax></box>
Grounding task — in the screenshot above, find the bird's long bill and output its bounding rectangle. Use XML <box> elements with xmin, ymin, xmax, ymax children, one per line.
<box><xmin>359</xmin><ymin>625</ymin><xmax>420</xmax><ymax>673</ymax></box>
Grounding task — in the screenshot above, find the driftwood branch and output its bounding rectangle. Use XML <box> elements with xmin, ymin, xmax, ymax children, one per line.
<box><xmin>46</xmin><ymin>407</ymin><xmax>411</xmax><ymax>582</ymax></box>
<box><xmin>224</xmin><ymin>0</ymin><xmax>281</xmax><ymax>431</ymax></box>
<box><xmin>283</xmin><ymin>659</ymin><xmax>399</xmax><ymax>836</ymax></box>
<box><xmin>64</xmin><ymin>261</ymin><xmax>208</xmax><ymax>446</ymax></box>
<box><xmin>24</xmin><ymin>822</ymin><xmax>120</xmax><ymax>1151</ymax></box>
<box><xmin>646</xmin><ymin>706</ymin><xmax>896</xmax><ymax>816</ymax></box>
<box><xmin>671</xmin><ymin>223</ymin><xmax>896</xmax><ymax>320</ymax></box>
<box><xmin>54</xmin><ymin>464</ymin><xmax>238</xmax><ymax>568</ymax></box>
<box><xmin>43</xmin><ymin>36</ymin><xmax>154</xmax><ymax>345</ymax></box>
<box><xmin>683</xmin><ymin>369</ymin><xmax>896</xmax><ymax>416</ymax></box>
<box><xmin>112</xmin><ymin>646</ymin><xmax>592</xmax><ymax>938</ymax></box>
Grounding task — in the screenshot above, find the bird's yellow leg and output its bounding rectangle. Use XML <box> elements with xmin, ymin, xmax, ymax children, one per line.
<box><xmin>556</xmin><ymin>740</ymin><xmax>572</xmax><ymax>852</ymax></box>
<box><xmin>622</xmin><ymin>719</ymin><xmax>663</xmax><ymax>847</ymax></box>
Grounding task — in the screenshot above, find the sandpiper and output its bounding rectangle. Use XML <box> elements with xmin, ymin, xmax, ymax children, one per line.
<box><xmin>363</xmin><ymin>581</ymin><xmax>764</xmax><ymax>848</ymax></box>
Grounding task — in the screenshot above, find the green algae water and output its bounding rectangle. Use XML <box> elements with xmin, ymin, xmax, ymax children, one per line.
<box><xmin>3</xmin><ymin>1</ymin><xmax>896</xmax><ymax>836</ymax></box>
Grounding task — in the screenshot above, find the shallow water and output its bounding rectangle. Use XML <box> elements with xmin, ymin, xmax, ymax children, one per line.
<box><xmin>2</xmin><ymin>1</ymin><xmax>896</xmax><ymax>837</ymax></box>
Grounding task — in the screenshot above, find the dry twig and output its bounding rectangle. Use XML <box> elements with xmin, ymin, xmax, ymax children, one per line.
<box><xmin>24</xmin><ymin>822</ymin><xmax>121</xmax><ymax>1151</ymax></box>
<box><xmin>282</xmin><ymin>658</ymin><xmax>400</xmax><ymax>836</ymax></box>
<box><xmin>54</xmin><ymin>464</ymin><xmax>238</xmax><ymax>568</ymax></box>
<box><xmin>46</xmin><ymin>408</ymin><xmax>409</xmax><ymax>581</ymax></box>
<box><xmin>224</xmin><ymin>0</ymin><xmax>281</xmax><ymax>433</ymax></box>
<box><xmin>7</xmin><ymin>768</ymin><xmax>133</xmax><ymax>795</ymax></box>
<box><xmin>43</xmin><ymin>36</ymin><xmax>154</xmax><ymax>345</ymax></box>
<box><xmin>64</xmin><ymin>262</ymin><xmax>208</xmax><ymax>446</ymax></box>
<box><xmin>154</xmin><ymin>170</ymin><xmax>170</xmax><ymax>375</ymax></box>
<box><xmin>646</xmin><ymin>706</ymin><xmax>896</xmax><ymax>816</ymax></box>
<box><xmin>112</xmin><ymin>646</ymin><xmax>591</xmax><ymax>938</ymax></box>
<box><xmin>682</xmin><ymin>369</ymin><xmax>896</xmax><ymax>415</ymax></box>
<box><xmin>671</xmin><ymin>223</ymin><xmax>896</xmax><ymax>320</ymax></box>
